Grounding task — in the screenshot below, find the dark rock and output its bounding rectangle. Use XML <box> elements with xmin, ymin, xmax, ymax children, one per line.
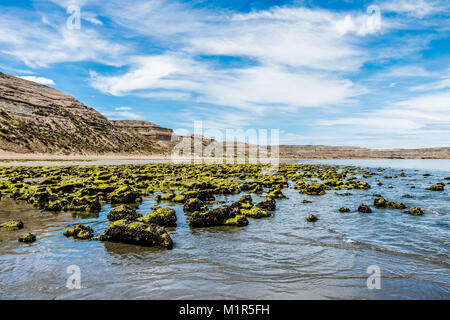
<box><xmin>406</xmin><ymin>207</ymin><xmax>424</xmax><ymax>216</ymax></box>
<box><xmin>306</xmin><ymin>214</ymin><xmax>318</xmax><ymax>222</ymax></box>
<box><xmin>108</xmin><ymin>204</ymin><xmax>142</xmax><ymax>221</ymax></box>
<box><xmin>256</xmin><ymin>197</ymin><xmax>276</xmax><ymax>211</ymax></box>
<box><xmin>0</xmin><ymin>219</ymin><xmax>23</xmax><ymax>230</ymax></box>
<box><xmin>138</xmin><ymin>206</ymin><xmax>177</xmax><ymax>227</ymax></box>
<box><xmin>64</xmin><ymin>224</ymin><xmax>94</xmax><ymax>240</ymax></box>
<box><xmin>426</xmin><ymin>183</ymin><xmax>444</xmax><ymax>191</ymax></box>
<box><xmin>97</xmin><ymin>219</ymin><xmax>173</xmax><ymax>249</ymax></box>
<box><xmin>189</xmin><ymin>205</ymin><xmax>247</xmax><ymax>227</ymax></box>
<box><xmin>183</xmin><ymin>198</ymin><xmax>207</xmax><ymax>213</ymax></box>
<box><xmin>18</xmin><ymin>233</ymin><xmax>36</xmax><ymax>243</ymax></box>
<box><xmin>358</xmin><ymin>204</ymin><xmax>372</xmax><ymax>213</ymax></box>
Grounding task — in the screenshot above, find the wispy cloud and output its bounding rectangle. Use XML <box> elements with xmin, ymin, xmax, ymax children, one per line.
<box><xmin>17</xmin><ymin>75</ymin><xmax>55</xmax><ymax>85</ymax></box>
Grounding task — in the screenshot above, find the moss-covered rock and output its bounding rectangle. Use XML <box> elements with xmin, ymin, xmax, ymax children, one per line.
<box><xmin>339</xmin><ymin>207</ymin><xmax>350</xmax><ymax>213</ymax></box>
<box><xmin>240</xmin><ymin>206</ymin><xmax>272</xmax><ymax>218</ymax></box>
<box><xmin>306</xmin><ymin>214</ymin><xmax>318</xmax><ymax>222</ymax></box>
<box><xmin>63</xmin><ymin>224</ymin><xmax>94</xmax><ymax>240</ymax></box>
<box><xmin>138</xmin><ymin>206</ymin><xmax>177</xmax><ymax>227</ymax></box>
<box><xmin>256</xmin><ymin>197</ymin><xmax>276</xmax><ymax>211</ymax></box>
<box><xmin>406</xmin><ymin>207</ymin><xmax>424</xmax><ymax>216</ymax></box>
<box><xmin>110</xmin><ymin>186</ymin><xmax>141</xmax><ymax>204</ymax></box>
<box><xmin>373</xmin><ymin>197</ymin><xmax>406</xmax><ymax>209</ymax></box>
<box><xmin>97</xmin><ymin>219</ymin><xmax>173</xmax><ymax>249</ymax></box>
<box><xmin>267</xmin><ymin>189</ymin><xmax>285</xmax><ymax>199</ymax></box>
<box><xmin>223</xmin><ymin>215</ymin><xmax>249</xmax><ymax>226</ymax></box>
<box><xmin>18</xmin><ymin>233</ymin><xmax>36</xmax><ymax>243</ymax></box>
<box><xmin>189</xmin><ymin>205</ymin><xmax>245</xmax><ymax>227</ymax></box>
<box><xmin>358</xmin><ymin>204</ymin><xmax>372</xmax><ymax>213</ymax></box>
<box><xmin>183</xmin><ymin>198</ymin><xmax>208</xmax><ymax>213</ymax></box>
<box><xmin>0</xmin><ymin>219</ymin><xmax>23</xmax><ymax>230</ymax></box>
<box><xmin>232</xmin><ymin>195</ymin><xmax>253</xmax><ymax>209</ymax></box>
<box><xmin>426</xmin><ymin>183</ymin><xmax>445</xmax><ymax>191</ymax></box>
<box><xmin>108</xmin><ymin>204</ymin><xmax>142</xmax><ymax>221</ymax></box>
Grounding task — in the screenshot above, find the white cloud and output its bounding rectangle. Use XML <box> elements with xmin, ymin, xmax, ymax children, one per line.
<box><xmin>114</xmin><ymin>107</ymin><xmax>132</xmax><ymax>111</ymax></box>
<box><xmin>17</xmin><ymin>75</ymin><xmax>55</xmax><ymax>85</ymax></box>
<box><xmin>381</xmin><ymin>0</ymin><xmax>448</xmax><ymax>18</ymax></box>
<box><xmin>103</xmin><ymin>110</ymin><xmax>142</xmax><ymax>119</ymax></box>
<box><xmin>0</xmin><ymin>8</ymin><xmax>127</xmax><ymax>68</ymax></box>
<box><xmin>316</xmin><ymin>90</ymin><xmax>450</xmax><ymax>147</ymax></box>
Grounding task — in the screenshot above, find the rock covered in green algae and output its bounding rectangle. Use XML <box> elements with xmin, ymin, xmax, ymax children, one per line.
<box><xmin>172</xmin><ymin>190</ymin><xmax>215</xmax><ymax>203</ymax></box>
<box><xmin>339</xmin><ymin>207</ymin><xmax>350</xmax><ymax>213</ymax></box>
<box><xmin>138</xmin><ymin>206</ymin><xmax>177</xmax><ymax>227</ymax></box>
<box><xmin>302</xmin><ymin>199</ymin><xmax>312</xmax><ymax>203</ymax></box>
<box><xmin>306</xmin><ymin>214</ymin><xmax>318</xmax><ymax>222</ymax></box>
<box><xmin>232</xmin><ymin>195</ymin><xmax>254</xmax><ymax>209</ymax></box>
<box><xmin>18</xmin><ymin>233</ymin><xmax>36</xmax><ymax>243</ymax></box>
<box><xmin>108</xmin><ymin>204</ymin><xmax>142</xmax><ymax>222</ymax></box>
<box><xmin>358</xmin><ymin>204</ymin><xmax>372</xmax><ymax>213</ymax></box>
<box><xmin>183</xmin><ymin>198</ymin><xmax>208</xmax><ymax>213</ymax></box>
<box><xmin>0</xmin><ymin>220</ymin><xmax>24</xmax><ymax>230</ymax></box>
<box><xmin>67</xmin><ymin>196</ymin><xmax>102</xmax><ymax>213</ymax></box>
<box><xmin>223</xmin><ymin>214</ymin><xmax>249</xmax><ymax>226</ymax></box>
<box><xmin>240</xmin><ymin>206</ymin><xmax>272</xmax><ymax>218</ymax></box>
<box><xmin>426</xmin><ymin>183</ymin><xmax>445</xmax><ymax>191</ymax></box>
<box><xmin>406</xmin><ymin>207</ymin><xmax>424</xmax><ymax>216</ymax></box>
<box><xmin>267</xmin><ymin>189</ymin><xmax>285</xmax><ymax>199</ymax></box>
<box><xmin>110</xmin><ymin>186</ymin><xmax>142</xmax><ymax>204</ymax></box>
<box><xmin>189</xmin><ymin>205</ymin><xmax>248</xmax><ymax>227</ymax></box>
<box><xmin>64</xmin><ymin>224</ymin><xmax>94</xmax><ymax>240</ymax></box>
<box><xmin>97</xmin><ymin>219</ymin><xmax>173</xmax><ymax>249</ymax></box>
<box><xmin>256</xmin><ymin>197</ymin><xmax>276</xmax><ymax>211</ymax></box>
<box><xmin>373</xmin><ymin>197</ymin><xmax>406</xmax><ymax>209</ymax></box>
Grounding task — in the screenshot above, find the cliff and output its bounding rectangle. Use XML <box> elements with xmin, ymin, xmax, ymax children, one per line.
<box><xmin>110</xmin><ymin>120</ymin><xmax>174</xmax><ymax>144</ymax></box>
<box><xmin>0</xmin><ymin>72</ymin><xmax>166</xmax><ymax>155</ymax></box>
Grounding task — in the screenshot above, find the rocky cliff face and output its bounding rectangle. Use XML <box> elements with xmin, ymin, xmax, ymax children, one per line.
<box><xmin>110</xmin><ymin>120</ymin><xmax>174</xmax><ymax>143</ymax></box>
<box><xmin>0</xmin><ymin>72</ymin><xmax>165</xmax><ymax>154</ymax></box>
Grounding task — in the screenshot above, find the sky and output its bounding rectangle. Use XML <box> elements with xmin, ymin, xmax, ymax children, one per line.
<box><xmin>0</xmin><ymin>0</ymin><xmax>449</xmax><ymax>149</ymax></box>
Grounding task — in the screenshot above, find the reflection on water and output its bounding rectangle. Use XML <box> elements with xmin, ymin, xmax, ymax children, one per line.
<box><xmin>0</xmin><ymin>160</ymin><xmax>449</xmax><ymax>299</ymax></box>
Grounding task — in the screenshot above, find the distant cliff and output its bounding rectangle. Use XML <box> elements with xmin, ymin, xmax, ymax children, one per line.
<box><xmin>0</xmin><ymin>72</ymin><xmax>167</xmax><ymax>155</ymax></box>
<box><xmin>110</xmin><ymin>120</ymin><xmax>174</xmax><ymax>144</ymax></box>
<box><xmin>278</xmin><ymin>145</ymin><xmax>450</xmax><ymax>159</ymax></box>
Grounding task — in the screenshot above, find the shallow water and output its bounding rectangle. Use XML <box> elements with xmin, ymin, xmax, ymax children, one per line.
<box><xmin>0</xmin><ymin>159</ymin><xmax>449</xmax><ymax>299</ymax></box>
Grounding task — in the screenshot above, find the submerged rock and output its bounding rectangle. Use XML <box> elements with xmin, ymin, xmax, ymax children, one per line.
<box><xmin>138</xmin><ymin>206</ymin><xmax>177</xmax><ymax>227</ymax></box>
<box><xmin>256</xmin><ymin>197</ymin><xmax>276</xmax><ymax>211</ymax></box>
<box><xmin>189</xmin><ymin>205</ymin><xmax>248</xmax><ymax>227</ymax></box>
<box><xmin>339</xmin><ymin>207</ymin><xmax>350</xmax><ymax>213</ymax></box>
<box><xmin>108</xmin><ymin>205</ymin><xmax>142</xmax><ymax>222</ymax></box>
<box><xmin>97</xmin><ymin>219</ymin><xmax>173</xmax><ymax>249</ymax></box>
<box><xmin>358</xmin><ymin>204</ymin><xmax>372</xmax><ymax>213</ymax></box>
<box><xmin>18</xmin><ymin>233</ymin><xmax>36</xmax><ymax>243</ymax></box>
<box><xmin>302</xmin><ymin>199</ymin><xmax>312</xmax><ymax>203</ymax></box>
<box><xmin>426</xmin><ymin>183</ymin><xmax>445</xmax><ymax>191</ymax></box>
<box><xmin>406</xmin><ymin>207</ymin><xmax>424</xmax><ymax>216</ymax></box>
<box><xmin>306</xmin><ymin>214</ymin><xmax>318</xmax><ymax>222</ymax></box>
<box><xmin>0</xmin><ymin>220</ymin><xmax>23</xmax><ymax>230</ymax></box>
<box><xmin>64</xmin><ymin>224</ymin><xmax>94</xmax><ymax>240</ymax></box>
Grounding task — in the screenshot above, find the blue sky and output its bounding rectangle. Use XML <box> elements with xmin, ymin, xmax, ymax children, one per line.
<box><xmin>0</xmin><ymin>0</ymin><xmax>449</xmax><ymax>148</ymax></box>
